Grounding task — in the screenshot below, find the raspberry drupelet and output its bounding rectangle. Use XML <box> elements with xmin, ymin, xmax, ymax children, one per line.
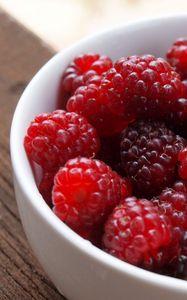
<box><xmin>100</xmin><ymin>54</ymin><xmax>185</xmax><ymax>118</ymax></box>
<box><xmin>120</xmin><ymin>120</ymin><xmax>187</xmax><ymax>198</ymax></box>
<box><xmin>167</xmin><ymin>38</ymin><xmax>187</xmax><ymax>80</ymax></box>
<box><xmin>60</xmin><ymin>53</ymin><xmax>112</xmax><ymax>95</ymax></box>
<box><xmin>103</xmin><ymin>197</ymin><xmax>173</xmax><ymax>271</ymax></box>
<box><xmin>24</xmin><ymin>110</ymin><xmax>100</xmax><ymax>171</ymax></box>
<box><xmin>52</xmin><ymin>157</ymin><xmax>131</xmax><ymax>239</ymax></box>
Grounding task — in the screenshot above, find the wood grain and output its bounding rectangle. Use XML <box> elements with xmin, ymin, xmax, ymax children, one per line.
<box><xmin>0</xmin><ymin>10</ymin><xmax>65</xmax><ymax>300</ymax></box>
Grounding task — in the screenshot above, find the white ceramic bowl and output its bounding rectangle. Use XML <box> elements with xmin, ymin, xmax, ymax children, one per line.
<box><xmin>10</xmin><ymin>15</ymin><xmax>187</xmax><ymax>300</ymax></box>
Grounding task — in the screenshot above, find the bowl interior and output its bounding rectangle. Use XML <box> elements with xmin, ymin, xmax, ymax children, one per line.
<box><xmin>11</xmin><ymin>15</ymin><xmax>187</xmax><ymax>293</ymax></box>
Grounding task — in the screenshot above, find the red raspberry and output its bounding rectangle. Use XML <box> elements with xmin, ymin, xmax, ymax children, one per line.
<box><xmin>167</xmin><ymin>38</ymin><xmax>187</xmax><ymax>80</ymax></box>
<box><xmin>120</xmin><ymin>121</ymin><xmax>186</xmax><ymax>198</ymax></box>
<box><xmin>178</xmin><ymin>148</ymin><xmax>187</xmax><ymax>179</ymax></box>
<box><xmin>103</xmin><ymin>197</ymin><xmax>173</xmax><ymax>270</ymax></box>
<box><xmin>100</xmin><ymin>55</ymin><xmax>185</xmax><ymax>118</ymax></box>
<box><xmin>38</xmin><ymin>169</ymin><xmax>57</xmax><ymax>206</ymax></box>
<box><xmin>153</xmin><ymin>180</ymin><xmax>187</xmax><ymax>231</ymax></box>
<box><xmin>61</xmin><ymin>53</ymin><xmax>112</xmax><ymax>95</ymax></box>
<box><xmin>52</xmin><ymin>157</ymin><xmax>131</xmax><ymax>239</ymax></box>
<box><xmin>152</xmin><ymin>180</ymin><xmax>187</xmax><ymax>276</ymax></box>
<box><xmin>67</xmin><ymin>83</ymin><xmax>132</xmax><ymax>136</ymax></box>
<box><xmin>24</xmin><ymin>110</ymin><xmax>100</xmax><ymax>171</ymax></box>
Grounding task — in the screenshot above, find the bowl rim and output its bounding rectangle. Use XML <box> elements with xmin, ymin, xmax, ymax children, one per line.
<box><xmin>10</xmin><ymin>14</ymin><xmax>187</xmax><ymax>294</ymax></box>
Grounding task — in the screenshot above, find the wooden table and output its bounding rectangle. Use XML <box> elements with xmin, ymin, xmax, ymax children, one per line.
<box><xmin>0</xmin><ymin>10</ymin><xmax>65</xmax><ymax>300</ymax></box>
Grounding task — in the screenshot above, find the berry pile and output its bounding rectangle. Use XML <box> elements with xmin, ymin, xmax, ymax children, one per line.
<box><xmin>24</xmin><ymin>39</ymin><xmax>187</xmax><ymax>279</ymax></box>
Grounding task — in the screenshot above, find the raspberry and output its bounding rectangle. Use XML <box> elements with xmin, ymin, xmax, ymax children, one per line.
<box><xmin>152</xmin><ymin>180</ymin><xmax>187</xmax><ymax>276</ymax></box>
<box><xmin>67</xmin><ymin>83</ymin><xmax>132</xmax><ymax>136</ymax></box>
<box><xmin>52</xmin><ymin>157</ymin><xmax>131</xmax><ymax>239</ymax></box>
<box><xmin>38</xmin><ymin>169</ymin><xmax>57</xmax><ymax>206</ymax></box>
<box><xmin>103</xmin><ymin>197</ymin><xmax>173</xmax><ymax>270</ymax></box>
<box><xmin>60</xmin><ymin>53</ymin><xmax>112</xmax><ymax>95</ymax></box>
<box><xmin>100</xmin><ymin>55</ymin><xmax>185</xmax><ymax>118</ymax></box>
<box><xmin>24</xmin><ymin>110</ymin><xmax>100</xmax><ymax>170</ymax></box>
<box><xmin>178</xmin><ymin>148</ymin><xmax>187</xmax><ymax>179</ymax></box>
<box><xmin>120</xmin><ymin>121</ymin><xmax>186</xmax><ymax>198</ymax></box>
<box><xmin>153</xmin><ymin>180</ymin><xmax>187</xmax><ymax>231</ymax></box>
<box><xmin>167</xmin><ymin>38</ymin><xmax>187</xmax><ymax>80</ymax></box>
<box><xmin>162</xmin><ymin>231</ymin><xmax>187</xmax><ymax>278</ymax></box>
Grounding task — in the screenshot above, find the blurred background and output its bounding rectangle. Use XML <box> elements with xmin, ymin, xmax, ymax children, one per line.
<box><xmin>0</xmin><ymin>0</ymin><xmax>187</xmax><ymax>51</ymax></box>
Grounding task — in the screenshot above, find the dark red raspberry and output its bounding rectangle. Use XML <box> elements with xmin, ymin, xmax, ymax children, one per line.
<box><xmin>167</xmin><ymin>38</ymin><xmax>187</xmax><ymax>79</ymax></box>
<box><xmin>162</xmin><ymin>254</ymin><xmax>187</xmax><ymax>278</ymax></box>
<box><xmin>67</xmin><ymin>83</ymin><xmax>132</xmax><ymax>136</ymax></box>
<box><xmin>38</xmin><ymin>169</ymin><xmax>57</xmax><ymax>206</ymax></box>
<box><xmin>24</xmin><ymin>110</ymin><xmax>100</xmax><ymax>170</ymax></box>
<box><xmin>52</xmin><ymin>157</ymin><xmax>131</xmax><ymax>239</ymax></box>
<box><xmin>178</xmin><ymin>148</ymin><xmax>187</xmax><ymax>179</ymax></box>
<box><xmin>120</xmin><ymin>121</ymin><xmax>186</xmax><ymax>198</ymax></box>
<box><xmin>61</xmin><ymin>53</ymin><xmax>112</xmax><ymax>95</ymax></box>
<box><xmin>100</xmin><ymin>55</ymin><xmax>185</xmax><ymax>118</ymax></box>
<box><xmin>103</xmin><ymin>197</ymin><xmax>173</xmax><ymax>270</ymax></box>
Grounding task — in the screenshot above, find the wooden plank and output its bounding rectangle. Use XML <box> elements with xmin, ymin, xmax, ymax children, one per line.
<box><xmin>0</xmin><ymin>10</ymin><xmax>65</xmax><ymax>300</ymax></box>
